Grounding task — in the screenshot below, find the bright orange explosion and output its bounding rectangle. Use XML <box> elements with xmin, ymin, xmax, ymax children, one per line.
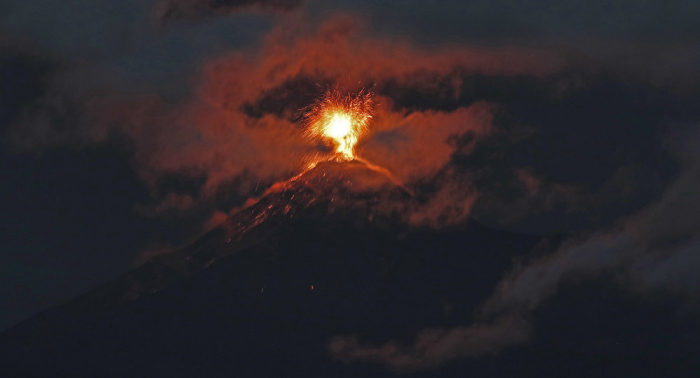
<box><xmin>303</xmin><ymin>89</ymin><xmax>374</xmax><ymax>160</ymax></box>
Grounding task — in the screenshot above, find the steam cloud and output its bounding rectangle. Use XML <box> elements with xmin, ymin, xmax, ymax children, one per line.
<box><xmin>329</xmin><ymin>315</ymin><xmax>532</xmax><ymax>372</ymax></box>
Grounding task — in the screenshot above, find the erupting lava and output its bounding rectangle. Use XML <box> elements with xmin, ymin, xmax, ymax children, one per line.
<box><xmin>242</xmin><ymin>88</ymin><xmax>410</xmax><ymax>213</ymax></box>
<box><xmin>303</xmin><ymin>89</ymin><xmax>374</xmax><ymax>160</ymax></box>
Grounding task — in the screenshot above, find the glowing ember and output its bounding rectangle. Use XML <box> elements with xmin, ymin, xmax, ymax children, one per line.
<box><xmin>303</xmin><ymin>89</ymin><xmax>374</xmax><ymax>160</ymax></box>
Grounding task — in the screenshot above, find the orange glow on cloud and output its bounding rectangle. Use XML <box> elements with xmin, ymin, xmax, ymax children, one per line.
<box><xmin>86</xmin><ymin>14</ymin><xmax>563</xmax><ymax>226</ymax></box>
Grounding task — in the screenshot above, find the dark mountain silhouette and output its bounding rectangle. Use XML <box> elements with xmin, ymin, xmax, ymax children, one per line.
<box><xmin>1</xmin><ymin>161</ymin><xmax>698</xmax><ymax>377</ymax></box>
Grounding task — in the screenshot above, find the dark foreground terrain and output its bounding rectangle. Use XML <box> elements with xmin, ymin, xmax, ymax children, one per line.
<box><xmin>2</xmin><ymin>161</ymin><xmax>698</xmax><ymax>377</ymax></box>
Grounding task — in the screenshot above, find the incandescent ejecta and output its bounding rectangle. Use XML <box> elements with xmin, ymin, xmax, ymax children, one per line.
<box><xmin>303</xmin><ymin>89</ymin><xmax>374</xmax><ymax>161</ymax></box>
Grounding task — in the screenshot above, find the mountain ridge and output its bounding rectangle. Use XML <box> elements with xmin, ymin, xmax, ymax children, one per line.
<box><xmin>0</xmin><ymin>160</ymin><xmax>561</xmax><ymax>377</ymax></box>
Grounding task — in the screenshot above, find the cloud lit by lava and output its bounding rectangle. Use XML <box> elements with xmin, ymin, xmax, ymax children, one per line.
<box><xmin>83</xmin><ymin>16</ymin><xmax>561</xmax><ymax>203</ymax></box>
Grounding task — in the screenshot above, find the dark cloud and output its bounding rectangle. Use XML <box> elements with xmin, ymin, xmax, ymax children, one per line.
<box><xmin>371</xmin><ymin>58</ymin><xmax>700</xmax><ymax>234</ymax></box>
<box><xmin>210</xmin><ymin>0</ymin><xmax>302</xmax><ymax>10</ymax></box>
<box><xmin>442</xmin><ymin>69</ymin><xmax>698</xmax><ymax>234</ymax></box>
<box><xmin>329</xmin><ymin>315</ymin><xmax>532</xmax><ymax>372</ymax></box>
<box><xmin>0</xmin><ymin>37</ymin><xmax>55</xmax><ymax>135</ymax></box>
<box><xmin>479</xmin><ymin>131</ymin><xmax>700</xmax><ymax>314</ymax></box>
<box><xmin>0</xmin><ymin>35</ymin><xmax>98</xmax><ymax>155</ymax></box>
<box><xmin>328</xmin><ymin>126</ymin><xmax>700</xmax><ymax>370</ymax></box>
<box><xmin>157</xmin><ymin>0</ymin><xmax>304</xmax><ymax>20</ymax></box>
<box><xmin>318</xmin><ymin>1</ymin><xmax>700</xmax><ymax>44</ymax></box>
<box><xmin>308</xmin><ymin>2</ymin><xmax>700</xmax><ymax>96</ymax></box>
<box><xmin>1</xmin><ymin>0</ymin><xmax>149</xmax><ymax>60</ymax></box>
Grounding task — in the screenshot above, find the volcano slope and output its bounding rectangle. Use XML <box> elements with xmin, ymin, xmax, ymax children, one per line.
<box><xmin>1</xmin><ymin>161</ymin><xmax>698</xmax><ymax>377</ymax></box>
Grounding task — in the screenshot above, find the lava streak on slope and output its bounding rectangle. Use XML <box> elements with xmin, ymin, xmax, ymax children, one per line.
<box><xmin>302</xmin><ymin>89</ymin><xmax>374</xmax><ymax>161</ymax></box>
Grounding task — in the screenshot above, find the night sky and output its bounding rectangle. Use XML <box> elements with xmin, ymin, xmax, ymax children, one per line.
<box><xmin>2</xmin><ymin>0</ymin><xmax>700</xmax><ymax>373</ymax></box>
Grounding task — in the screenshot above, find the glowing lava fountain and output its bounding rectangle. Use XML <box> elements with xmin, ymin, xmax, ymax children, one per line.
<box><xmin>303</xmin><ymin>89</ymin><xmax>374</xmax><ymax>161</ymax></box>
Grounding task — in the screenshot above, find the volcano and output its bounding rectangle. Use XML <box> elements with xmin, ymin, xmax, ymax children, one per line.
<box><xmin>1</xmin><ymin>161</ymin><xmax>695</xmax><ymax>377</ymax></box>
